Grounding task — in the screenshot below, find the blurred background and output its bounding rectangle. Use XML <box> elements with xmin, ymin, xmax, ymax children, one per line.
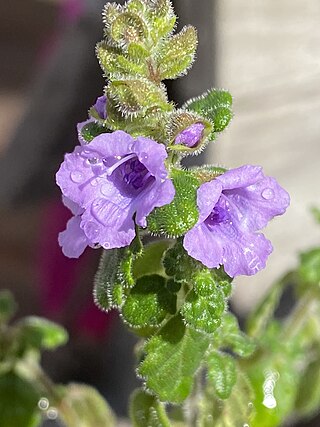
<box><xmin>0</xmin><ymin>0</ymin><xmax>319</xmax><ymax>424</ymax></box>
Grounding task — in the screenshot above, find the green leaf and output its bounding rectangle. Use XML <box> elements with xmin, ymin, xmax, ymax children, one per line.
<box><xmin>107</xmin><ymin>79</ymin><xmax>171</xmax><ymax>117</ymax></box>
<box><xmin>299</xmin><ymin>248</ymin><xmax>320</xmax><ymax>285</ymax></box>
<box><xmin>162</xmin><ymin>239</ymin><xmax>199</xmax><ymax>283</ymax></box>
<box><xmin>0</xmin><ymin>372</ymin><xmax>41</xmax><ymax>427</ymax></box>
<box><xmin>181</xmin><ymin>289</ymin><xmax>225</xmax><ymax>334</ymax></box>
<box><xmin>193</xmin><ymin>268</ymin><xmax>232</xmax><ymax>298</ymax></box>
<box><xmin>145</xmin><ymin>0</ymin><xmax>176</xmax><ymax>40</ymax></box>
<box><xmin>122</xmin><ymin>275</ymin><xmax>176</xmax><ymax>328</ymax></box>
<box><xmin>207</xmin><ymin>351</ymin><xmax>237</xmax><ymax>400</ymax></box>
<box><xmin>185</xmin><ymin>89</ymin><xmax>233</xmax><ymax>137</ymax></box>
<box><xmin>109</xmin><ymin>12</ymin><xmax>148</xmax><ymax>47</ymax></box>
<box><xmin>0</xmin><ymin>290</ymin><xmax>17</xmax><ymax>323</ymax></box>
<box><xmin>311</xmin><ymin>206</ymin><xmax>320</xmax><ymax>224</ymax></box>
<box><xmin>200</xmin><ymin>371</ymin><xmax>254</xmax><ymax>427</ymax></box>
<box><xmin>295</xmin><ymin>357</ymin><xmax>320</xmax><ymax>418</ymax></box>
<box><xmin>59</xmin><ymin>383</ymin><xmax>116</xmax><ymax>427</ymax></box>
<box><xmin>129</xmin><ymin>388</ymin><xmax>171</xmax><ymax>427</ymax></box>
<box><xmin>158</xmin><ymin>26</ymin><xmax>197</xmax><ymax>80</ymax></box>
<box><xmin>148</xmin><ymin>169</ymin><xmax>199</xmax><ymax>237</ymax></box>
<box><xmin>219</xmin><ymin>313</ymin><xmax>256</xmax><ymax>358</ymax></box>
<box><xmin>132</xmin><ymin>240</ymin><xmax>173</xmax><ymax>279</ymax></box>
<box><xmin>138</xmin><ymin>315</ymin><xmax>209</xmax><ymax>403</ymax></box>
<box><xmin>18</xmin><ymin>316</ymin><xmax>68</xmax><ymax>351</ymax></box>
<box><xmin>94</xmin><ymin>248</ymin><xmax>136</xmax><ymax>311</ymax></box>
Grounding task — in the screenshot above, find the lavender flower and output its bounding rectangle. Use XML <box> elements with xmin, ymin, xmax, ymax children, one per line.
<box><xmin>183</xmin><ymin>165</ymin><xmax>290</xmax><ymax>277</ymax></box>
<box><xmin>77</xmin><ymin>95</ymin><xmax>107</xmax><ymax>144</ymax></box>
<box><xmin>56</xmin><ymin>131</ymin><xmax>175</xmax><ymax>258</ymax></box>
<box><xmin>175</xmin><ymin>123</ymin><xmax>205</xmax><ymax>148</ymax></box>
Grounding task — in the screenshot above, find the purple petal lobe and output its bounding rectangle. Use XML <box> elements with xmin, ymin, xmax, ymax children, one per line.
<box><xmin>93</xmin><ymin>95</ymin><xmax>107</xmax><ymax>120</ymax></box>
<box><xmin>58</xmin><ymin>216</ymin><xmax>90</xmax><ymax>258</ymax></box>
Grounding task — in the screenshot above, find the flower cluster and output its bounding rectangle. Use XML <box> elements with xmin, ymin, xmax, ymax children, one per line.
<box><xmin>56</xmin><ymin>97</ymin><xmax>289</xmax><ymax>277</ymax></box>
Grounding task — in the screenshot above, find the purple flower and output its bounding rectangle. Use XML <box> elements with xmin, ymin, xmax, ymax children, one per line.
<box><xmin>56</xmin><ymin>131</ymin><xmax>175</xmax><ymax>258</ymax></box>
<box><xmin>183</xmin><ymin>165</ymin><xmax>290</xmax><ymax>277</ymax></box>
<box><xmin>175</xmin><ymin>123</ymin><xmax>205</xmax><ymax>148</ymax></box>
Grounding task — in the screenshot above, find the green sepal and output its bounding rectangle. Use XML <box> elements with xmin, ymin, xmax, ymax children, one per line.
<box><xmin>58</xmin><ymin>383</ymin><xmax>116</xmax><ymax>427</ymax></box>
<box><xmin>185</xmin><ymin>89</ymin><xmax>233</xmax><ymax>139</ymax></box>
<box><xmin>121</xmin><ymin>275</ymin><xmax>176</xmax><ymax>328</ymax></box>
<box><xmin>0</xmin><ymin>290</ymin><xmax>17</xmax><ymax>323</ymax></box>
<box><xmin>17</xmin><ymin>316</ymin><xmax>68</xmax><ymax>351</ymax></box>
<box><xmin>147</xmin><ymin>169</ymin><xmax>200</xmax><ymax>238</ymax></box>
<box><xmin>193</xmin><ymin>268</ymin><xmax>232</xmax><ymax>298</ymax></box>
<box><xmin>138</xmin><ymin>315</ymin><xmax>209</xmax><ymax>403</ymax></box>
<box><xmin>0</xmin><ymin>372</ymin><xmax>41</xmax><ymax>427</ymax></box>
<box><xmin>167</xmin><ymin>110</ymin><xmax>212</xmax><ymax>156</ymax></box>
<box><xmin>181</xmin><ymin>288</ymin><xmax>225</xmax><ymax>334</ymax></box>
<box><xmin>79</xmin><ymin>120</ymin><xmax>108</xmax><ymax>143</ymax></box>
<box><xmin>219</xmin><ymin>313</ymin><xmax>256</xmax><ymax>358</ymax></box>
<box><xmin>206</xmin><ymin>351</ymin><xmax>237</xmax><ymax>400</ymax></box>
<box><xmin>129</xmin><ymin>388</ymin><xmax>171</xmax><ymax>427</ymax></box>
<box><xmin>107</xmin><ymin>78</ymin><xmax>172</xmax><ymax>117</ymax></box>
<box><xmin>158</xmin><ymin>26</ymin><xmax>197</xmax><ymax>80</ymax></box>
<box><xmin>132</xmin><ymin>240</ymin><xmax>173</xmax><ymax>279</ymax></box>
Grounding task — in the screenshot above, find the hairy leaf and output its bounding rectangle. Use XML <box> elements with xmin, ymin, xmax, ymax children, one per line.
<box><xmin>139</xmin><ymin>315</ymin><xmax>209</xmax><ymax>403</ymax></box>
<box><xmin>207</xmin><ymin>351</ymin><xmax>237</xmax><ymax>400</ymax></box>
<box><xmin>158</xmin><ymin>26</ymin><xmax>197</xmax><ymax>80</ymax></box>
<box><xmin>130</xmin><ymin>388</ymin><xmax>171</xmax><ymax>427</ymax></box>
<box><xmin>122</xmin><ymin>275</ymin><xmax>176</xmax><ymax>327</ymax></box>
<box><xmin>0</xmin><ymin>372</ymin><xmax>40</xmax><ymax>427</ymax></box>
<box><xmin>133</xmin><ymin>240</ymin><xmax>173</xmax><ymax>279</ymax></box>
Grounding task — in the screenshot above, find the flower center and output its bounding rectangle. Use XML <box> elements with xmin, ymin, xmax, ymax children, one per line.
<box><xmin>205</xmin><ymin>197</ymin><xmax>231</xmax><ymax>229</ymax></box>
<box><xmin>105</xmin><ymin>153</ymin><xmax>154</xmax><ymax>195</ymax></box>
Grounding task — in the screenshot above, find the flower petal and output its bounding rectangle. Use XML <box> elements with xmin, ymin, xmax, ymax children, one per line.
<box><xmin>58</xmin><ymin>216</ymin><xmax>90</xmax><ymax>258</ymax></box>
<box><xmin>217</xmin><ymin>165</ymin><xmax>263</xmax><ymax>190</ymax></box>
<box><xmin>196</xmin><ymin>179</ymin><xmax>222</xmax><ymax>223</ymax></box>
<box><xmin>133</xmin><ymin>137</ymin><xmax>168</xmax><ymax>178</ymax></box>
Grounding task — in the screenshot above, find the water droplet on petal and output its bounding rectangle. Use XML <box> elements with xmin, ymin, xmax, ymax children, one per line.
<box><xmin>90</xmin><ymin>178</ymin><xmax>99</xmax><ymax>187</ymax></box>
<box><xmin>47</xmin><ymin>408</ymin><xmax>58</xmax><ymax>420</ymax></box>
<box><xmin>103</xmin><ymin>242</ymin><xmax>111</xmax><ymax>249</ymax></box>
<box><xmin>70</xmin><ymin>170</ymin><xmax>84</xmax><ymax>183</ymax></box>
<box><xmin>84</xmin><ymin>221</ymin><xmax>100</xmax><ymax>239</ymax></box>
<box><xmin>262</xmin><ymin>188</ymin><xmax>274</xmax><ymax>200</ymax></box>
<box><xmin>100</xmin><ymin>184</ymin><xmax>113</xmax><ymax>196</ymax></box>
<box><xmin>38</xmin><ymin>398</ymin><xmax>49</xmax><ymax>411</ymax></box>
<box><xmin>140</xmin><ymin>152</ymin><xmax>148</xmax><ymax>161</ymax></box>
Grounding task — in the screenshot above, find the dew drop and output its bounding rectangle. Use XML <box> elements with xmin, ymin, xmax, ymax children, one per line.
<box><xmin>90</xmin><ymin>178</ymin><xmax>99</xmax><ymax>187</ymax></box>
<box><xmin>47</xmin><ymin>407</ymin><xmax>58</xmax><ymax>420</ymax></box>
<box><xmin>38</xmin><ymin>397</ymin><xmax>49</xmax><ymax>411</ymax></box>
<box><xmin>262</xmin><ymin>188</ymin><xmax>274</xmax><ymax>200</ymax></box>
<box><xmin>100</xmin><ymin>184</ymin><xmax>113</xmax><ymax>196</ymax></box>
<box><xmin>84</xmin><ymin>222</ymin><xmax>100</xmax><ymax>239</ymax></box>
<box><xmin>140</xmin><ymin>152</ymin><xmax>148</xmax><ymax>161</ymax></box>
<box><xmin>103</xmin><ymin>242</ymin><xmax>111</xmax><ymax>249</ymax></box>
<box><xmin>70</xmin><ymin>170</ymin><xmax>84</xmax><ymax>183</ymax></box>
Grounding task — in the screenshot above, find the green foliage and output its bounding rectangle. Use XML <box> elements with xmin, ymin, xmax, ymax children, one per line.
<box><xmin>138</xmin><ymin>315</ymin><xmax>209</xmax><ymax>403</ymax></box>
<box><xmin>94</xmin><ymin>248</ymin><xmax>136</xmax><ymax>311</ymax></box>
<box><xmin>200</xmin><ymin>371</ymin><xmax>254</xmax><ymax>427</ymax></box>
<box><xmin>18</xmin><ymin>316</ymin><xmax>68</xmax><ymax>351</ymax></box>
<box><xmin>158</xmin><ymin>26</ymin><xmax>197</xmax><ymax>80</ymax></box>
<box><xmin>219</xmin><ymin>313</ymin><xmax>256</xmax><ymax>358</ymax></box>
<box><xmin>107</xmin><ymin>79</ymin><xmax>172</xmax><ymax>117</ymax></box>
<box><xmin>295</xmin><ymin>357</ymin><xmax>320</xmax><ymax>418</ymax></box>
<box><xmin>0</xmin><ymin>372</ymin><xmax>40</xmax><ymax>427</ymax></box>
<box><xmin>122</xmin><ymin>275</ymin><xmax>176</xmax><ymax>328</ymax></box>
<box><xmin>132</xmin><ymin>240</ymin><xmax>173</xmax><ymax>279</ymax></box>
<box><xmin>206</xmin><ymin>351</ymin><xmax>237</xmax><ymax>400</ymax></box>
<box><xmin>148</xmin><ymin>169</ymin><xmax>200</xmax><ymax>237</ymax></box>
<box><xmin>129</xmin><ymin>388</ymin><xmax>171</xmax><ymax>427</ymax></box>
<box><xmin>185</xmin><ymin>89</ymin><xmax>233</xmax><ymax>139</ymax></box>
<box><xmin>299</xmin><ymin>248</ymin><xmax>320</xmax><ymax>285</ymax></box>
<box><xmin>162</xmin><ymin>239</ymin><xmax>198</xmax><ymax>282</ymax></box>
<box><xmin>59</xmin><ymin>383</ymin><xmax>116</xmax><ymax>427</ymax></box>
<box><xmin>0</xmin><ymin>290</ymin><xmax>16</xmax><ymax>323</ymax></box>
<box><xmin>181</xmin><ymin>289</ymin><xmax>225</xmax><ymax>334</ymax></box>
